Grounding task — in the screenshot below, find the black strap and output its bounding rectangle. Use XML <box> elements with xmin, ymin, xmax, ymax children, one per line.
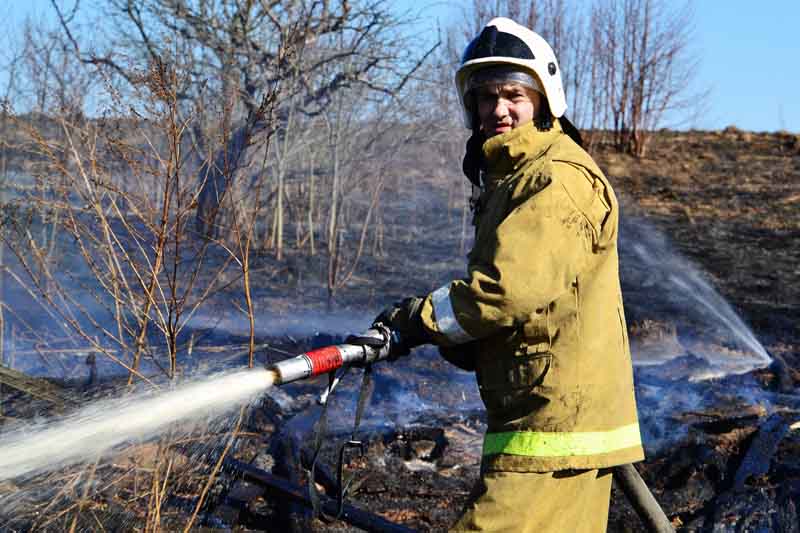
<box><xmin>308</xmin><ymin>364</ymin><xmax>374</xmax><ymax>521</ymax></box>
<box><xmin>560</xmin><ymin>115</ymin><xmax>584</xmax><ymax>148</ymax></box>
<box><xmin>336</xmin><ymin>364</ymin><xmax>373</xmax><ymax>517</ymax></box>
<box><xmin>308</xmin><ymin>371</ymin><xmax>337</xmax><ymax>520</ymax></box>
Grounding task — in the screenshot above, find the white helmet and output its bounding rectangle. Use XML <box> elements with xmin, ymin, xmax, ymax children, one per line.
<box><xmin>455</xmin><ymin>17</ymin><xmax>567</xmax><ymax>129</ymax></box>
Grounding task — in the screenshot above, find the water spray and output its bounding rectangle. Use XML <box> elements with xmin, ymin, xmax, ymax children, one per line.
<box><xmin>0</xmin><ymin>329</ymin><xmax>391</xmax><ymax>484</ymax></box>
<box><xmin>0</xmin><ymin>325</ymin><xmax>674</xmax><ymax>531</ymax></box>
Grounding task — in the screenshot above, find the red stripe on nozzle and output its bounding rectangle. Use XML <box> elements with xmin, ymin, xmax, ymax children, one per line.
<box><xmin>306</xmin><ymin>346</ymin><xmax>344</xmax><ymax>375</ymax></box>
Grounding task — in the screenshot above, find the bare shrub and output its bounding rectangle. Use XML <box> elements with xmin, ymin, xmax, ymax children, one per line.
<box><xmin>593</xmin><ymin>0</ymin><xmax>700</xmax><ymax>157</ymax></box>
<box><xmin>2</xmin><ymin>56</ymin><xmax>239</xmax><ymax>382</ymax></box>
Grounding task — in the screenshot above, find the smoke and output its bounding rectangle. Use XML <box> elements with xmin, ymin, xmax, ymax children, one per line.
<box><xmin>186</xmin><ymin>308</ymin><xmax>373</xmax><ymax>341</ymax></box>
<box><xmin>0</xmin><ymin>198</ymin><xmax>780</xmax><ymax>476</ymax></box>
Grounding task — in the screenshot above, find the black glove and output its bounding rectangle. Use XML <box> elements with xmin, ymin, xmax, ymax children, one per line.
<box><xmin>372</xmin><ymin>296</ymin><xmax>429</xmax><ymax>357</ymax></box>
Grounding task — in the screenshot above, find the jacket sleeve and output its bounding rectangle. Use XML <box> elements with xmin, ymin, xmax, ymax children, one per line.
<box><xmin>420</xmin><ymin>163</ymin><xmax>612</xmax><ymax>346</ymax></box>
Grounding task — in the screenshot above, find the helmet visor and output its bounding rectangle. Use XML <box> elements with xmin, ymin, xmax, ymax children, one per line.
<box><xmin>466</xmin><ymin>66</ymin><xmax>542</xmax><ymax>95</ymax></box>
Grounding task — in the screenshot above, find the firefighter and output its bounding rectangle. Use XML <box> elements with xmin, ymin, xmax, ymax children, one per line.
<box><xmin>371</xmin><ymin>17</ymin><xmax>644</xmax><ymax>532</ymax></box>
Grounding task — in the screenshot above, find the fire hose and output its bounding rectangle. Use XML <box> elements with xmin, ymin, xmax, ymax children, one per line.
<box><xmin>254</xmin><ymin>326</ymin><xmax>674</xmax><ymax>532</ymax></box>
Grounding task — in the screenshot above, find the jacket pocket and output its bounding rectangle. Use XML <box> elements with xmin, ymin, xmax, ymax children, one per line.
<box><xmin>510</xmin><ymin>350</ymin><xmax>552</xmax><ymax>387</ymax></box>
<box><xmin>477</xmin><ymin>351</ymin><xmax>552</xmax><ymax>411</ymax></box>
<box><xmin>522</xmin><ymin>309</ymin><xmax>554</xmax><ymax>353</ymax></box>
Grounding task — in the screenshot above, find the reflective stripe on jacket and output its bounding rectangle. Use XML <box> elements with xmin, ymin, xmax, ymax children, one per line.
<box><xmin>420</xmin><ymin>119</ymin><xmax>644</xmax><ymax>472</ymax></box>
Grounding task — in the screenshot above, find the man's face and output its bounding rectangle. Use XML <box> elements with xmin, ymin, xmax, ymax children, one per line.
<box><xmin>475</xmin><ymin>83</ymin><xmax>541</xmax><ymax>138</ymax></box>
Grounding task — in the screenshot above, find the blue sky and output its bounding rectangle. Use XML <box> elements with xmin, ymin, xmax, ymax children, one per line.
<box><xmin>690</xmin><ymin>2</ymin><xmax>798</xmax><ymax>132</ymax></box>
<box><xmin>4</xmin><ymin>0</ymin><xmax>799</xmax><ymax>132</ymax></box>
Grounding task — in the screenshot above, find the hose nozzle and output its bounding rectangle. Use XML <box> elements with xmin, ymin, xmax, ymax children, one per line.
<box><xmin>267</xmin><ymin>327</ymin><xmax>391</xmax><ymax>385</ymax></box>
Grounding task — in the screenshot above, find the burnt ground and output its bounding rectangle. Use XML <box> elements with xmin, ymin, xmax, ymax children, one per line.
<box><xmin>1</xmin><ymin>127</ymin><xmax>799</xmax><ymax>531</ymax></box>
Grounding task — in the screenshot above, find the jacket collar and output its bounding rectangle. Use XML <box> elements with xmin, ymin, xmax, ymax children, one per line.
<box><xmin>482</xmin><ymin>119</ymin><xmax>563</xmax><ymax>182</ymax></box>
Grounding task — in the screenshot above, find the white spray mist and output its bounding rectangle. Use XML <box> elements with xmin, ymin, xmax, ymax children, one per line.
<box><xmin>0</xmin><ymin>368</ymin><xmax>274</xmax><ymax>482</ymax></box>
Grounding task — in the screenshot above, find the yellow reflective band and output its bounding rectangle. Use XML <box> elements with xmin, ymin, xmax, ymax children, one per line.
<box><xmin>482</xmin><ymin>423</ymin><xmax>642</xmax><ymax>457</ymax></box>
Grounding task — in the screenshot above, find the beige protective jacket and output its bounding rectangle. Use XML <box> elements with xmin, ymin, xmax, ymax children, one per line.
<box><xmin>419</xmin><ymin>119</ymin><xmax>644</xmax><ymax>472</ymax></box>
